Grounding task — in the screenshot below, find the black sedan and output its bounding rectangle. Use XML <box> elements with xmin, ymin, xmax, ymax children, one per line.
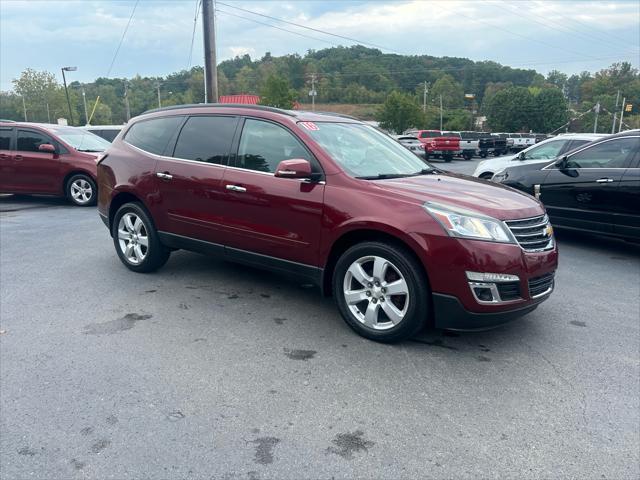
<box><xmin>495</xmin><ymin>130</ymin><xmax>640</xmax><ymax>240</ymax></box>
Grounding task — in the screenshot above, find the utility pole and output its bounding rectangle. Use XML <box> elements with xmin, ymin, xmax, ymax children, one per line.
<box><xmin>593</xmin><ymin>102</ymin><xmax>600</xmax><ymax>133</ymax></box>
<box><xmin>81</xmin><ymin>88</ymin><xmax>89</xmax><ymax>125</ymax></box>
<box><xmin>123</xmin><ymin>81</ymin><xmax>131</xmax><ymax>122</ymax></box>
<box><xmin>156</xmin><ymin>82</ymin><xmax>162</xmax><ymax>108</ymax></box>
<box><xmin>22</xmin><ymin>96</ymin><xmax>27</xmax><ymax>121</ymax></box>
<box><xmin>46</xmin><ymin>102</ymin><xmax>51</xmax><ymax>123</ymax></box>
<box><xmin>439</xmin><ymin>95</ymin><xmax>443</xmax><ymax>131</ymax></box>
<box><xmin>202</xmin><ymin>0</ymin><xmax>218</xmax><ymax>103</ymax></box>
<box><xmin>611</xmin><ymin>90</ymin><xmax>620</xmax><ymax>134</ymax></box>
<box><xmin>309</xmin><ymin>74</ymin><xmax>317</xmax><ymax>111</ymax></box>
<box><xmin>423</xmin><ymin>81</ymin><xmax>428</xmax><ymax>113</ymax></box>
<box><xmin>618</xmin><ymin>97</ymin><xmax>626</xmax><ymax>133</ymax></box>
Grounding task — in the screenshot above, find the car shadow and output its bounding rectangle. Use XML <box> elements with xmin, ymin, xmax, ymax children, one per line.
<box><xmin>555</xmin><ymin>229</ymin><xmax>640</xmax><ymax>259</ymax></box>
<box><xmin>0</xmin><ymin>194</ymin><xmax>74</xmax><ymax>212</ymax></box>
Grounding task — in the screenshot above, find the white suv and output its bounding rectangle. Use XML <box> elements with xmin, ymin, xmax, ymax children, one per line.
<box><xmin>472</xmin><ymin>133</ymin><xmax>607</xmax><ymax>180</ymax></box>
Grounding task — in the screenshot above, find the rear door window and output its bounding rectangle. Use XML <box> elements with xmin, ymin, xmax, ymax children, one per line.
<box><xmin>125</xmin><ymin>116</ymin><xmax>184</xmax><ymax>155</ymax></box>
<box><xmin>173</xmin><ymin>115</ymin><xmax>238</xmax><ymax>165</ymax></box>
<box><xmin>17</xmin><ymin>129</ymin><xmax>54</xmax><ymax>152</ymax></box>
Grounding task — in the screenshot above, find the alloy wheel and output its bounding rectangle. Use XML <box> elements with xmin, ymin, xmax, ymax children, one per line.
<box><xmin>343</xmin><ymin>255</ymin><xmax>409</xmax><ymax>330</ymax></box>
<box><xmin>117</xmin><ymin>213</ymin><xmax>149</xmax><ymax>265</ymax></box>
<box><xmin>70</xmin><ymin>178</ymin><xmax>93</xmax><ymax>204</ymax></box>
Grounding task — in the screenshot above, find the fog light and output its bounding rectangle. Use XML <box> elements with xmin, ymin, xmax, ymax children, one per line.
<box><xmin>466</xmin><ymin>271</ymin><xmax>519</xmax><ymax>283</ymax></box>
<box><xmin>473</xmin><ymin>286</ymin><xmax>494</xmax><ymax>302</ymax></box>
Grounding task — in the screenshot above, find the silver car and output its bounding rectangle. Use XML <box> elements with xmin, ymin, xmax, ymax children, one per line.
<box><xmin>394</xmin><ymin>135</ymin><xmax>426</xmax><ymax>157</ymax></box>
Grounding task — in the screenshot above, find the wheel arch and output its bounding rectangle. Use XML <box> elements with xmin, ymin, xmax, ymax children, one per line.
<box><xmin>108</xmin><ymin>190</ymin><xmax>147</xmax><ymax>234</ymax></box>
<box><xmin>63</xmin><ymin>169</ymin><xmax>97</xmax><ymax>193</ymax></box>
<box><xmin>321</xmin><ymin>228</ymin><xmax>432</xmax><ymax>297</ymax></box>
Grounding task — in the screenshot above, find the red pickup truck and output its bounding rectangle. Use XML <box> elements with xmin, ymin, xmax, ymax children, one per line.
<box><xmin>406</xmin><ymin>130</ymin><xmax>460</xmax><ymax>162</ymax></box>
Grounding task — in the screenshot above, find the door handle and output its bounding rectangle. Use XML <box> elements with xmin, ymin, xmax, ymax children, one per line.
<box><xmin>0</xmin><ymin>153</ymin><xmax>9</xmax><ymax>159</ymax></box>
<box><xmin>595</xmin><ymin>178</ymin><xmax>614</xmax><ymax>183</ymax></box>
<box><xmin>14</xmin><ymin>155</ymin><xmax>23</xmax><ymax>161</ymax></box>
<box><xmin>226</xmin><ymin>184</ymin><xmax>246</xmax><ymax>193</ymax></box>
<box><xmin>156</xmin><ymin>172</ymin><xmax>173</xmax><ymax>180</ymax></box>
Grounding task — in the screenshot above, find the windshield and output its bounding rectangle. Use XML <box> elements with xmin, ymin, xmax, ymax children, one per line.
<box><xmin>304</xmin><ymin>122</ymin><xmax>435</xmax><ymax>179</ymax></box>
<box><xmin>50</xmin><ymin>128</ymin><xmax>111</xmax><ymax>152</ymax></box>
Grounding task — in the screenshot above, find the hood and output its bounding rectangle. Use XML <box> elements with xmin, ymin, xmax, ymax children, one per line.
<box><xmin>370</xmin><ymin>172</ymin><xmax>543</xmax><ymax>220</ymax></box>
<box><xmin>501</xmin><ymin>159</ymin><xmax>554</xmax><ymax>177</ymax></box>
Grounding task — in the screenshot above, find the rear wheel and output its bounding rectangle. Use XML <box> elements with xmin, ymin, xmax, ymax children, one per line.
<box><xmin>463</xmin><ymin>152</ymin><xmax>472</xmax><ymax>160</ymax></box>
<box><xmin>112</xmin><ymin>202</ymin><xmax>170</xmax><ymax>273</ymax></box>
<box><xmin>480</xmin><ymin>151</ymin><xmax>488</xmax><ymax>158</ymax></box>
<box><xmin>443</xmin><ymin>154</ymin><xmax>453</xmax><ymax>162</ymax></box>
<box><xmin>66</xmin><ymin>174</ymin><xmax>97</xmax><ymax>206</ymax></box>
<box><xmin>333</xmin><ymin>242</ymin><xmax>430</xmax><ymax>343</ymax></box>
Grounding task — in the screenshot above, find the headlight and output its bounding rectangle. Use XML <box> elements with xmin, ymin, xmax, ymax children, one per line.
<box><xmin>492</xmin><ymin>170</ymin><xmax>508</xmax><ymax>183</ymax></box>
<box><xmin>423</xmin><ymin>202</ymin><xmax>516</xmax><ymax>243</ymax></box>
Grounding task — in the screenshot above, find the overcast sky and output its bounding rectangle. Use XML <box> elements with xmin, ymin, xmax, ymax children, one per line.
<box><xmin>1</xmin><ymin>0</ymin><xmax>638</xmax><ymax>90</ymax></box>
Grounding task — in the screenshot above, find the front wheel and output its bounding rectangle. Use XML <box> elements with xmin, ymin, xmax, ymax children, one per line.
<box><xmin>333</xmin><ymin>242</ymin><xmax>430</xmax><ymax>342</ymax></box>
<box><xmin>66</xmin><ymin>174</ymin><xmax>97</xmax><ymax>206</ymax></box>
<box><xmin>112</xmin><ymin>202</ymin><xmax>170</xmax><ymax>273</ymax></box>
<box><xmin>479</xmin><ymin>172</ymin><xmax>493</xmax><ymax>180</ymax></box>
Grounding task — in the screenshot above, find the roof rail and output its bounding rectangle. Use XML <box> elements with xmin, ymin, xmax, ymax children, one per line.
<box><xmin>305</xmin><ymin>110</ymin><xmax>359</xmax><ymax>120</ymax></box>
<box><xmin>142</xmin><ymin>103</ymin><xmax>296</xmax><ymax>117</ymax></box>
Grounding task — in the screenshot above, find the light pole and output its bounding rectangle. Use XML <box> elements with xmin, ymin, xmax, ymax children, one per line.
<box><xmin>61</xmin><ymin>66</ymin><xmax>77</xmax><ymax>125</ymax></box>
<box><xmin>81</xmin><ymin>88</ymin><xmax>89</xmax><ymax>125</ymax></box>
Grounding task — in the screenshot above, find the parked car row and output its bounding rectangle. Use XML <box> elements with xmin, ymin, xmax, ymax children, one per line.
<box><xmin>486</xmin><ymin>130</ymin><xmax>640</xmax><ymax>241</ymax></box>
<box><xmin>400</xmin><ymin>130</ymin><xmax>549</xmax><ymax>162</ymax></box>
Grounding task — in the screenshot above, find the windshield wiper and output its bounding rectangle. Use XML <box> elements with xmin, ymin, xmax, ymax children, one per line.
<box><xmin>77</xmin><ymin>149</ymin><xmax>104</xmax><ymax>152</ymax></box>
<box><xmin>356</xmin><ymin>173</ymin><xmax>419</xmax><ymax>180</ymax></box>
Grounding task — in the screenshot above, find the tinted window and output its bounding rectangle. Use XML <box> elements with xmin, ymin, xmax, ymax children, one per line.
<box><xmin>420</xmin><ymin>131</ymin><xmax>440</xmax><ymax>138</ymax></box>
<box><xmin>90</xmin><ymin>129</ymin><xmax>120</xmax><ymax>142</ymax></box>
<box><xmin>0</xmin><ymin>129</ymin><xmax>11</xmax><ymax>150</ymax></box>
<box><xmin>17</xmin><ymin>129</ymin><xmax>53</xmax><ymax>152</ymax></box>
<box><xmin>564</xmin><ymin>139</ymin><xmax>589</xmax><ymax>153</ymax></box>
<box><xmin>567</xmin><ymin>137</ymin><xmax>639</xmax><ymax>169</ymax></box>
<box><xmin>125</xmin><ymin>116</ymin><xmax>183</xmax><ymax>155</ymax></box>
<box><xmin>237</xmin><ymin>119</ymin><xmax>311</xmax><ymax>173</ymax></box>
<box><xmin>173</xmin><ymin>116</ymin><xmax>237</xmax><ymax>164</ymax></box>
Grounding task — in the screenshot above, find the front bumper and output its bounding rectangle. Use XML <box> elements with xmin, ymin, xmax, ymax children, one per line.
<box><xmin>432</xmin><ymin>293</ymin><xmax>544</xmax><ymax>330</ymax></box>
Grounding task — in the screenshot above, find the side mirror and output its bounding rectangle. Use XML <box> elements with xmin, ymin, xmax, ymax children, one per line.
<box><xmin>555</xmin><ymin>155</ymin><xmax>567</xmax><ymax>169</ymax></box>
<box><xmin>38</xmin><ymin>143</ymin><xmax>56</xmax><ymax>154</ymax></box>
<box><xmin>517</xmin><ymin>151</ymin><xmax>526</xmax><ymax>160</ymax></box>
<box><xmin>274</xmin><ymin>159</ymin><xmax>312</xmax><ymax>179</ymax></box>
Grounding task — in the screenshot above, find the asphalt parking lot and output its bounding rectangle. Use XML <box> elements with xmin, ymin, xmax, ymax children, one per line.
<box><xmin>1</xmin><ymin>157</ymin><xmax>639</xmax><ymax>479</ymax></box>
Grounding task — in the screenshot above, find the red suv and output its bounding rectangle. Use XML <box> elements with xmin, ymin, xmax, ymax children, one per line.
<box><xmin>97</xmin><ymin>105</ymin><xmax>557</xmax><ymax>342</ymax></box>
<box><xmin>0</xmin><ymin>122</ymin><xmax>111</xmax><ymax>205</ymax></box>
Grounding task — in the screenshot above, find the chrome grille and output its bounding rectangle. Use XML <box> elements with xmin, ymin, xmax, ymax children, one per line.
<box><xmin>528</xmin><ymin>272</ymin><xmax>555</xmax><ymax>298</ymax></box>
<box><xmin>505</xmin><ymin>214</ymin><xmax>554</xmax><ymax>252</ymax></box>
<box><xmin>496</xmin><ymin>281</ymin><xmax>521</xmax><ymax>301</ymax></box>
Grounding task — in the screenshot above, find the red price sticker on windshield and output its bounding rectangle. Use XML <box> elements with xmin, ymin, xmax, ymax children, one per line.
<box><xmin>300</xmin><ymin>122</ymin><xmax>319</xmax><ymax>131</ymax></box>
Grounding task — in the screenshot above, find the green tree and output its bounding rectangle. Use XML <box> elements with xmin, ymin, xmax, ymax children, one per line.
<box><xmin>429</xmin><ymin>74</ymin><xmax>464</xmax><ymax>108</ymax></box>
<box><xmin>376</xmin><ymin>91</ymin><xmax>423</xmax><ymax>134</ymax></box>
<box><xmin>533</xmin><ymin>88</ymin><xmax>568</xmax><ymax>132</ymax></box>
<box><xmin>486</xmin><ymin>87</ymin><xmax>535</xmax><ymax>131</ymax></box>
<box><xmin>259</xmin><ymin>74</ymin><xmax>297</xmax><ymax>109</ymax></box>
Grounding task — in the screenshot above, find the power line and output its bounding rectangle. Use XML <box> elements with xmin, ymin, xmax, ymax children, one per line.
<box><xmin>216</xmin><ymin>8</ymin><xmax>338</xmax><ymax>47</ymax></box>
<box><xmin>216</xmin><ymin>1</ymin><xmax>404</xmax><ymax>54</ymax></box>
<box><xmin>486</xmin><ymin>0</ymin><xmax>635</xmax><ymax>52</ymax></box>
<box><xmin>106</xmin><ymin>0</ymin><xmax>140</xmax><ymax>78</ymax></box>
<box><xmin>434</xmin><ymin>1</ymin><xmax>606</xmax><ymax>62</ymax></box>
<box><xmin>187</xmin><ymin>0</ymin><xmax>201</xmax><ymax>70</ymax></box>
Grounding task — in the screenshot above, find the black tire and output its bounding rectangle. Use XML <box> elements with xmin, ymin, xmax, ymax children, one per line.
<box><xmin>424</xmin><ymin>152</ymin><xmax>430</xmax><ymax>160</ymax></box>
<box><xmin>463</xmin><ymin>153</ymin><xmax>472</xmax><ymax>161</ymax></box>
<box><xmin>479</xmin><ymin>172</ymin><xmax>493</xmax><ymax>180</ymax></box>
<box><xmin>479</xmin><ymin>151</ymin><xmax>488</xmax><ymax>158</ymax></box>
<box><xmin>493</xmin><ymin>150</ymin><xmax>502</xmax><ymax>156</ymax></box>
<box><xmin>443</xmin><ymin>154</ymin><xmax>453</xmax><ymax>163</ymax></box>
<box><xmin>111</xmin><ymin>202</ymin><xmax>170</xmax><ymax>273</ymax></box>
<box><xmin>332</xmin><ymin>241</ymin><xmax>430</xmax><ymax>343</ymax></box>
<box><xmin>66</xmin><ymin>173</ymin><xmax>97</xmax><ymax>206</ymax></box>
